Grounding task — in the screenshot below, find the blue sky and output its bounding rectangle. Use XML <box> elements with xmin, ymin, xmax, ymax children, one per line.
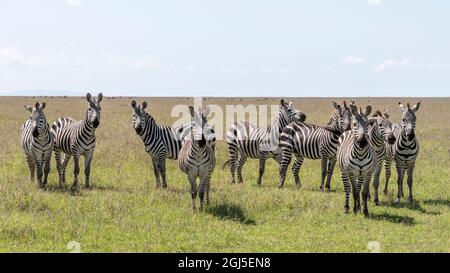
<box><xmin>0</xmin><ymin>0</ymin><xmax>449</xmax><ymax>97</ymax></box>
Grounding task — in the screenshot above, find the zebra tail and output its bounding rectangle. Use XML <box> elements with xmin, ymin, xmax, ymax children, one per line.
<box><xmin>222</xmin><ymin>159</ymin><xmax>230</xmax><ymax>169</ymax></box>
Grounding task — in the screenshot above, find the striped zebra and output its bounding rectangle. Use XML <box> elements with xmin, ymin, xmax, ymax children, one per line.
<box><xmin>384</xmin><ymin>102</ymin><xmax>420</xmax><ymax>203</ymax></box>
<box><xmin>51</xmin><ymin>93</ymin><xmax>103</xmax><ymax>190</ymax></box>
<box><xmin>224</xmin><ymin>99</ymin><xmax>306</xmax><ymax>185</ymax></box>
<box><xmin>21</xmin><ymin>102</ymin><xmax>54</xmax><ymax>188</ymax></box>
<box><xmin>131</xmin><ymin>100</ymin><xmax>215</xmax><ymax>189</ymax></box>
<box><xmin>367</xmin><ymin>110</ymin><xmax>396</xmax><ymax>205</ymax></box>
<box><xmin>278</xmin><ymin>101</ymin><xmax>351</xmax><ymax>190</ymax></box>
<box><xmin>178</xmin><ymin>106</ymin><xmax>216</xmax><ymax>210</ymax></box>
<box><xmin>337</xmin><ymin>104</ymin><xmax>375</xmax><ymax>216</ymax></box>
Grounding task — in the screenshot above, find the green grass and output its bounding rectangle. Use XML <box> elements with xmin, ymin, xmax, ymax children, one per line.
<box><xmin>0</xmin><ymin>97</ymin><xmax>449</xmax><ymax>252</ymax></box>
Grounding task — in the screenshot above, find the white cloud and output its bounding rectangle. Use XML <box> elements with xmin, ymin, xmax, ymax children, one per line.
<box><xmin>0</xmin><ymin>47</ymin><xmax>25</xmax><ymax>65</ymax></box>
<box><xmin>373</xmin><ymin>58</ymin><xmax>422</xmax><ymax>72</ymax></box>
<box><xmin>66</xmin><ymin>0</ymin><xmax>81</xmax><ymax>6</ymax></box>
<box><xmin>185</xmin><ymin>65</ymin><xmax>196</xmax><ymax>71</ymax></box>
<box><xmin>340</xmin><ymin>55</ymin><xmax>366</xmax><ymax>65</ymax></box>
<box><xmin>220</xmin><ymin>66</ymin><xmax>248</xmax><ymax>74</ymax></box>
<box><xmin>367</xmin><ymin>0</ymin><xmax>382</xmax><ymax>6</ymax></box>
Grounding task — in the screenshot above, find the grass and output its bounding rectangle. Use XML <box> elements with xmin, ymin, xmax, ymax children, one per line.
<box><xmin>0</xmin><ymin>96</ymin><xmax>449</xmax><ymax>252</ymax></box>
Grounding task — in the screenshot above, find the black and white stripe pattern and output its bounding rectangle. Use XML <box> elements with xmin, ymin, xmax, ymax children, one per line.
<box><xmin>384</xmin><ymin>102</ymin><xmax>420</xmax><ymax>203</ymax></box>
<box><xmin>21</xmin><ymin>102</ymin><xmax>53</xmax><ymax>188</ymax></box>
<box><xmin>178</xmin><ymin>106</ymin><xmax>216</xmax><ymax>210</ymax></box>
<box><xmin>225</xmin><ymin>99</ymin><xmax>306</xmax><ymax>185</ymax></box>
<box><xmin>367</xmin><ymin>110</ymin><xmax>396</xmax><ymax>205</ymax></box>
<box><xmin>278</xmin><ymin>101</ymin><xmax>351</xmax><ymax>190</ymax></box>
<box><xmin>337</xmin><ymin>104</ymin><xmax>375</xmax><ymax>216</ymax></box>
<box><xmin>51</xmin><ymin>93</ymin><xmax>103</xmax><ymax>190</ymax></box>
<box><xmin>131</xmin><ymin>100</ymin><xmax>214</xmax><ymax>188</ymax></box>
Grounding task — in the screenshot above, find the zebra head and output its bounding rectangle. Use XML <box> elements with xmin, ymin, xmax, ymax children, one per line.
<box><xmin>131</xmin><ymin>100</ymin><xmax>151</xmax><ymax>135</ymax></box>
<box><xmin>280</xmin><ymin>99</ymin><xmax>307</xmax><ymax>124</ymax></box>
<box><xmin>188</xmin><ymin>106</ymin><xmax>214</xmax><ymax>148</ymax></box>
<box><xmin>369</xmin><ymin>109</ymin><xmax>396</xmax><ymax>145</ymax></box>
<box><xmin>24</xmin><ymin>102</ymin><xmax>47</xmax><ymax>138</ymax></box>
<box><xmin>86</xmin><ymin>92</ymin><xmax>103</xmax><ymax>128</ymax></box>
<box><xmin>350</xmin><ymin>104</ymin><xmax>372</xmax><ymax>148</ymax></box>
<box><xmin>399</xmin><ymin>101</ymin><xmax>420</xmax><ymax>140</ymax></box>
<box><xmin>331</xmin><ymin>100</ymin><xmax>352</xmax><ymax>132</ymax></box>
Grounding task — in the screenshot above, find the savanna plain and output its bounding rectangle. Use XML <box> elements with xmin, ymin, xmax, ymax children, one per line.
<box><xmin>0</xmin><ymin>96</ymin><xmax>449</xmax><ymax>252</ymax></box>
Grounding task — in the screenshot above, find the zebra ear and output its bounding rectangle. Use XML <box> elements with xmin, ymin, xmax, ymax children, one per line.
<box><xmin>412</xmin><ymin>101</ymin><xmax>421</xmax><ymax>112</ymax></box>
<box><xmin>350</xmin><ymin>105</ymin><xmax>359</xmax><ymax>116</ymax></box>
<box><xmin>364</xmin><ymin>106</ymin><xmax>372</xmax><ymax>116</ymax></box>
<box><xmin>288</xmin><ymin>100</ymin><xmax>294</xmax><ymax>107</ymax></box>
<box><xmin>97</xmin><ymin>93</ymin><xmax>103</xmax><ymax>103</ymax></box>
<box><xmin>41</xmin><ymin>102</ymin><xmax>46</xmax><ymax>110</ymax></box>
<box><xmin>24</xmin><ymin>105</ymin><xmax>33</xmax><ymax>112</ymax></box>
<box><xmin>383</xmin><ymin>109</ymin><xmax>390</xmax><ymax>119</ymax></box>
<box><xmin>189</xmin><ymin>106</ymin><xmax>195</xmax><ymax>118</ymax></box>
<box><xmin>131</xmin><ymin>100</ymin><xmax>137</xmax><ymax>109</ymax></box>
<box><xmin>86</xmin><ymin>93</ymin><xmax>92</xmax><ymax>103</ymax></box>
<box><xmin>142</xmin><ymin>101</ymin><xmax>148</xmax><ymax>109</ymax></box>
<box><xmin>280</xmin><ymin>99</ymin><xmax>286</xmax><ymax>107</ymax></box>
<box><xmin>203</xmin><ymin>106</ymin><xmax>211</xmax><ymax>118</ymax></box>
<box><xmin>398</xmin><ymin>102</ymin><xmax>406</xmax><ymax>113</ymax></box>
<box><xmin>332</xmin><ymin>101</ymin><xmax>341</xmax><ymax>111</ymax></box>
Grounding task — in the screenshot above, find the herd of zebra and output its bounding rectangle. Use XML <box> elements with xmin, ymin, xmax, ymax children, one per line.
<box><xmin>20</xmin><ymin>93</ymin><xmax>420</xmax><ymax>215</ymax></box>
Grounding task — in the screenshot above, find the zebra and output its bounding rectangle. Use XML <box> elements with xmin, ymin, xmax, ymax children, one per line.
<box><xmin>51</xmin><ymin>93</ymin><xmax>103</xmax><ymax>190</ymax></box>
<box><xmin>367</xmin><ymin>110</ymin><xmax>396</xmax><ymax>205</ymax></box>
<box><xmin>131</xmin><ymin>100</ymin><xmax>215</xmax><ymax>188</ymax></box>
<box><xmin>337</xmin><ymin>104</ymin><xmax>375</xmax><ymax>216</ymax></box>
<box><xmin>278</xmin><ymin>101</ymin><xmax>352</xmax><ymax>190</ymax></box>
<box><xmin>224</xmin><ymin>99</ymin><xmax>306</xmax><ymax>185</ymax></box>
<box><xmin>178</xmin><ymin>106</ymin><xmax>216</xmax><ymax>210</ymax></box>
<box><xmin>384</xmin><ymin>102</ymin><xmax>420</xmax><ymax>203</ymax></box>
<box><xmin>21</xmin><ymin>102</ymin><xmax>54</xmax><ymax>189</ymax></box>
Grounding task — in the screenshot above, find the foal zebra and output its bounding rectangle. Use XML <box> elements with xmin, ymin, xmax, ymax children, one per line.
<box><xmin>131</xmin><ymin>100</ymin><xmax>214</xmax><ymax>188</ymax></box>
<box><xmin>367</xmin><ymin>110</ymin><xmax>396</xmax><ymax>205</ymax></box>
<box><xmin>278</xmin><ymin>101</ymin><xmax>351</xmax><ymax>190</ymax></box>
<box><xmin>337</xmin><ymin>104</ymin><xmax>375</xmax><ymax>216</ymax></box>
<box><xmin>178</xmin><ymin>106</ymin><xmax>216</xmax><ymax>210</ymax></box>
<box><xmin>51</xmin><ymin>93</ymin><xmax>103</xmax><ymax>190</ymax></box>
<box><xmin>384</xmin><ymin>102</ymin><xmax>421</xmax><ymax>203</ymax></box>
<box><xmin>21</xmin><ymin>102</ymin><xmax>53</xmax><ymax>188</ymax></box>
<box><xmin>225</xmin><ymin>99</ymin><xmax>306</xmax><ymax>185</ymax></box>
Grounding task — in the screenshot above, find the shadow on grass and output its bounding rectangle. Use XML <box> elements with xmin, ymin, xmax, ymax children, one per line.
<box><xmin>206</xmin><ymin>203</ymin><xmax>256</xmax><ymax>225</ymax></box>
<box><xmin>380</xmin><ymin>200</ymin><xmax>441</xmax><ymax>216</ymax></box>
<box><xmin>423</xmin><ymin>199</ymin><xmax>450</xmax><ymax>208</ymax></box>
<box><xmin>369</xmin><ymin>212</ymin><xmax>416</xmax><ymax>226</ymax></box>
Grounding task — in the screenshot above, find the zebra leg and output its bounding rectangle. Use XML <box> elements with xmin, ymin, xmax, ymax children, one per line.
<box><xmin>325</xmin><ymin>157</ymin><xmax>337</xmax><ymax>192</ymax></box>
<box><xmin>257</xmin><ymin>157</ymin><xmax>266</xmax><ymax>185</ymax></box>
<box><xmin>292</xmin><ymin>157</ymin><xmax>303</xmax><ymax>188</ymax></box>
<box><xmin>362</xmin><ymin>174</ymin><xmax>372</xmax><ymax>217</ymax></box>
<box><xmin>373</xmin><ymin>161</ymin><xmax>382</xmax><ymax>205</ymax></box>
<box><xmin>205</xmin><ymin>172</ymin><xmax>211</xmax><ymax>206</ymax></box>
<box><xmin>237</xmin><ymin>156</ymin><xmax>247</xmax><ymax>184</ymax></box>
<box><xmin>406</xmin><ymin>161</ymin><xmax>415</xmax><ymax>204</ymax></box>
<box><xmin>188</xmin><ymin>175</ymin><xmax>197</xmax><ymax>210</ymax></box>
<box><xmin>199</xmin><ymin>175</ymin><xmax>206</xmax><ymax>211</ymax></box>
<box><xmin>395</xmin><ymin>162</ymin><xmax>406</xmax><ymax>203</ymax></box>
<box><xmin>384</xmin><ymin>157</ymin><xmax>392</xmax><ymax>195</ymax></box>
<box><xmin>341</xmin><ymin>172</ymin><xmax>351</xmax><ymax>214</ymax></box>
<box><xmin>26</xmin><ymin>155</ymin><xmax>35</xmax><ymax>182</ymax></box>
<box><xmin>84</xmin><ymin>152</ymin><xmax>93</xmax><ymax>188</ymax></box>
<box><xmin>351</xmin><ymin>177</ymin><xmax>360</xmax><ymax>214</ymax></box>
<box><xmin>158</xmin><ymin>158</ymin><xmax>168</xmax><ymax>189</ymax></box>
<box><xmin>43</xmin><ymin>154</ymin><xmax>51</xmax><ymax>186</ymax></box>
<box><xmin>151</xmin><ymin>157</ymin><xmax>161</xmax><ymax>188</ymax></box>
<box><xmin>71</xmin><ymin>154</ymin><xmax>80</xmax><ymax>192</ymax></box>
<box><xmin>228</xmin><ymin>145</ymin><xmax>238</xmax><ymax>184</ymax></box>
<box><xmin>319</xmin><ymin>157</ymin><xmax>328</xmax><ymax>192</ymax></box>
<box><xmin>36</xmin><ymin>158</ymin><xmax>44</xmax><ymax>189</ymax></box>
<box><xmin>279</xmin><ymin>148</ymin><xmax>293</xmax><ymax>189</ymax></box>
<box><xmin>61</xmin><ymin>153</ymin><xmax>71</xmax><ymax>186</ymax></box>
